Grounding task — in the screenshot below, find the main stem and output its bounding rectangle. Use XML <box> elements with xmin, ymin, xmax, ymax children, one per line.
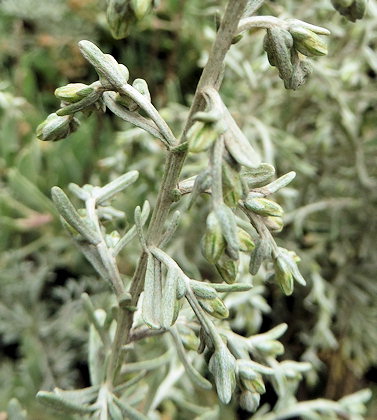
<box><xmin>106</xmin><ymin>0</ymin><xmax>249</xmax><ymax>388</ymax></box>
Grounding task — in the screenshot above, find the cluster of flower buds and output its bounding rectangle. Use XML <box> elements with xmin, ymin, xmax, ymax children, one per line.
<box><xmin>331</xmin><ymin>0</ymin><xmax>367</xmax><ymax>22</ymax></box>
<box><xmin>106</xmin><ymin>0</ymin><xmax>155</xmax><ymax>39</ymax></box>
<box><xmin>263</xmin><ymin>23</ymin><xmax>328</xmax><ymax>89</ymax></box>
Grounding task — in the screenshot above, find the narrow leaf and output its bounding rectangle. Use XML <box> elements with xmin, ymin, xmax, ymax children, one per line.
<box><xmin>51</xmin><ymin>187</ymin><xmax>100</xmax><ymax>244</ymax></box>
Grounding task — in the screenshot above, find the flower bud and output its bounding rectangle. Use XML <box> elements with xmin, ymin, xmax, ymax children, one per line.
<box><xmin>36</xmin><ymin>113</ymin><xmax>79</xmax><ymax>142</ymax></box>
<box><xmin>208</xmin><ymin>347</ymin><xmax>236</xmax><ymax>404</ymax></box>
<box><xmin>199</xmin><ymin>297</ymin><xmax>229</xmax><ymax>319</ymax></box>
<box><xmin>237</xmin><ymin>228</ymin><xmax>255</xmax><ymax>252</ymax></box>
<box><xmin>331</xmin><ymin>0</ymin><xmax>366</xmax><ymax>22</ymax></box>
<box><xmin>249</xmin><ymin>239</ymin><xmax>271</xmax><ymax>275</ymax></box>
<box><xmin>201</xmin><ymin>212</ymin><xmax>226</xmax><ymax>264</ymax></box>
<box><xmin>265</xmin><ymin>216</ymin><xmax>284</xmax><ymax>232</ymax></box>
<box><xmin>239</xmin><ymin>390</ymin><xmax>260</xmax><ymax>413</ymax></box>
<box><xmin>188</xmin><ymin>122</ymin><xmax>219</xmax><ymax>153</ymax></box>
<box><xmin>289</xmin><ymin>26</ymin><xmax>328</xmax><ymax>57</ymax></box>
<box><xmin>107</xmin><ymin>0</ymin><xmax>135</xmax><ymax>40</ymax></box>
<box><xmin>215</xmin><ymin>254</ymin><xmax>238</xmax><ymax>284</ymax></box>
<box><xmin>285</xmin><ymin>53</ymin><xmax>313</xmax><ymax>90</ymax></box>
<box><xmin>55</xmin><ymin>83</ymin><xmax>93</xmax><ymax>103</ymax></box>
<box><xmin>263</xmin><ymin>28</ymin><xmax>294</xmax><ymax>82</ymax></box>
<box><xmin>245</xmin><ymin>197</ymin><xmax>284</xmax><ymax>217</ymax></box>
<box><xmin>181</xmin><ymin>332</ymin><xmax>200</xmax><ymax>352</ymax></box>
<box><xmin>241</xmin><ymin>375</ymin><xmax>266</xmax><ymax>394</ymax></box>
<box><xmin>222</xmin><ymin>161</ymin><xmax>244</xmax><ymax>208</ymax></box>
<box><xmin>131</xmin><ymin>0</ymin><xmax>152</xmax><ymax>19</ymax></box>
<box><xmin>274</xmin><ymin>255</ymin><xmax>294</xmax><ymax>296</ymax></box>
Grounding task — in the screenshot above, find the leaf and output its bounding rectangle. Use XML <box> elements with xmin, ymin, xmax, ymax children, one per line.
<box><xmin>36</xmin><ymin>391</ymin><xmax>96</xmax><ymax>415</ymax></box>
<box><xmin>94</xmin><ymin>170</ymin><xmax>139</xmax><ymax>204</ymax></box>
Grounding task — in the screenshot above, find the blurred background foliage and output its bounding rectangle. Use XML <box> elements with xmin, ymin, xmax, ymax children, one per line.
<box><xmin>0</xmin><ymin>0</ymin><xmax>376</xmax><ymax>418</ymax></box>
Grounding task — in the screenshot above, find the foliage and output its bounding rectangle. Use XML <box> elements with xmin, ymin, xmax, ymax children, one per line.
<box><xmin>0</xmin><ymin>0</ymin><xmax>376</xmax><ymax>419</ymax></box>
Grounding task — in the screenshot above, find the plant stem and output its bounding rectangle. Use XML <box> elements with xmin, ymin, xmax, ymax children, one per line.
<box><xmin>106</xmin><ymin>0</ymin><xmax>249</xmax><ymax>389</ymax></box>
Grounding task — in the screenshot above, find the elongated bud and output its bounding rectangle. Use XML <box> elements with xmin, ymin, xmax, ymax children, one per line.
<box><xmin>215</xmin><ymin>204</ymin><xmax>240</xmax><ymax>260</ymax></box>
<box><xmin>264</xmin><ymin>216</ymin><xmax>284</xmax><ymax>232</ymax></box>
<box><xmin>245</xmin><ymin>197</ymin><xmax>284</xmax><ymax>217</ymax></box>
<box><xmin>199</xmin><ymin>297</ymin><xmax>229</xmax><ymax>319</ymax></box>
<box><xmin>107</xmin><ymin>0</ymin><xmax>135</xmax><ymax>39</ymax></box>
<box><xmin>240</xmin><ymin>375</ymin><xmax>266</xmax><ymax>394</ymax></box>
<box><xmin>215</xmin><ymin>254</ymin><xmax>238</xmax><ymax>284</ymax></box>
<box><xmin>201</xmin><ymin>212</ymin><xmax>226</xmax><ymax>264</ymax></box>
<box><xmin>222</xmin><ymin>160</ymin><xmax>244</xmax><ymax>208</ymax></box>
<box><xmin>181</xmin><ymin>332</ymin><xmax>200</xmax><ymax>351</ymax></box>
<box><xmin>55</xmin><ymin>83</ymin><xmax>93</xmax><ymax>103</ymax></box>
<box><xmin>277</xmin><ymin>247</ymin><xmax>306</xmax><ymax>286</ymax></box>
<box><xmin>131</xmin><ymin>0</ymin><xmax>152</xmax><ymax>19</ymax></box>
<box><xmin>36</xmin><ymin>113</ymin><xmax>80</xmax><ymax>142</ymax></box>
<box><xmin>188</xmin><ymin>122</ymin><xmax>220</xmax><ymax>153</ymax></box>
<box><xmin>237</xmin><ymin>228</ymin><xmax>255</xmax><ymax>252</ymax></box>
<box><xmin>331</xmin><ymin>0</ymin><xmax>366</xmax><ymax>21</ymax></box>
<box><xmin>239</xmin><ymin>390</ymin><xmax>260</xmax><ymax>413</ymax></box>
<box><xmin>208</xmin><ymin>347</ymin><xmax>236</xmax><ymax>404</ymax></box>
<box><xmin>263</xmin><ymin>28</ymin><xmax>294</xmax><ymax>82</ymax></box>
<box><xmin>289</xmin><ymin>26</ymin><xmax>328</xmax><ymax>57</ymax></box>
<box><xmin>274</xmin><ymin>255</ymin><xmax>294</xmax><ymax>295</ymax></box>
<box><xmin>249</xmin><ymin>239</ymin><xmax>271</xmax><ymax>275</ymax></box>
<box><xmin>285</xmin><ymin>51</ymin><xmax>313</xmax><ymax>90</ymax></box>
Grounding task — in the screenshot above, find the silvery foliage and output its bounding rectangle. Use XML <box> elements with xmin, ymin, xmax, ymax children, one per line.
<box><xmin>32</xmin><ymin>0</ymin><xmax>371</xmax><ymax>418</ymax></box>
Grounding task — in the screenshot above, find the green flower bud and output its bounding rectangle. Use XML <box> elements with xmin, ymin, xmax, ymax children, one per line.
<box><xmin>265</xmin><ymin>216</ymin><xmax>284</xmax><ymax>232</ymax></box>
<box><xmin>199</xmin><ymin>297</ymin><xmax>229</xmax><ymax>319</ymax></box>
<box><xmin>289</xmin><ymin>26</ymin><xmax>328</xmax><ymax>57</ymax></box>
<box><xmin>240</xmin><ymin>375</ymin><xmax>266</xmax><ymax>394</ymax></box>
<box><xmin>54</xmin><ymin>83</ymin><xmax>93</xmax><ymax>103</ymax></box>
<box><xmin>107</xmin><ymin>0</ymin><xmax>135</xmax><ymax>40</ymax></box>
<box><xmin>36</xmin><ymin>113</ymin><xmax>79</xmax><ymax>142</ymax></box>
<box><xmin>285</xmin><ymin>53</ymin><xmax>313</xmax><ymax>90</ymax></box>
<box><xmin>201</xmin><ymin>212</ymin><xmax>226</xmax><ymax>264</ymax></box>
<box><xmin>215</xmin><ymin>204</ymin><xmax>240</xmax><ymax>261</ymax></box>
<box><xmin>245</xmin><ymin>197</ymin><xmax>284</xmax><ymax>217</ymax></box>
<box><xmin>131</xmin><ymin>0</ymin><xmax>152</xmax><ymax>19</ymax></box>
<box><xmin>222</xmin><ymin>160</ymin><xmax>244</xmax><ymax>208</ymax></box>
<box><xmin>188</xmin><ymin>121</ymin><xmax>219</xmax><ymax>153</ymax></box>
<box><xmin>249</xmin><ymin>239</ymin><xmax>271</xmax><ymax>275</ymax></box>
<box><xmin>208</xmin><ymin>347</ymin><xmax>236</xmax><ymax>404</ymax></box>
<box><xmin>215</xmin><ymin>254</ymin><xmax>238</xmax><ymax>284</ymax></box>
<box><xmin>331</xmin><ymin>0</ymin><xmax>366</xmax><ymax>22</ymax></box>
<box><xmin>181</xmin><ymin>332</ymin><xmax>200</xmax><ymax>352</ymax></box>
<box><xmin>274</xmin><ymin>255</ymin><xmax>294</xmax><ymax>296</ymax></box>
<box><xmin>263</xmin><ymin>28</ymin><xmax>294</xmax><ymax>82</ymax></box>
<box><xmin>237</xmin><ymin>228</ymin><xmax>255</xmax><ymax>252</ymax></box>
<box><xmin>239</xmin><ymin>390</ymin><xmax>260</xmax><ymax>413</ymax></box>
